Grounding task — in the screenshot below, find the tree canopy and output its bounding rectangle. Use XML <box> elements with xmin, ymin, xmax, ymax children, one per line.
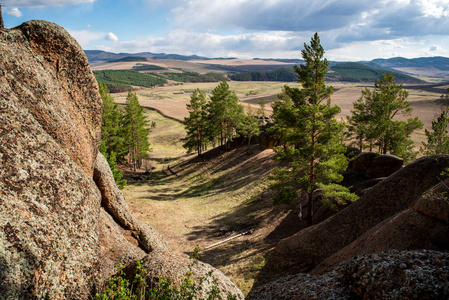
<box><xmin>269</xmin><ymin>33</ymin><xmax>357</xmax><ymax>226</ymax></box>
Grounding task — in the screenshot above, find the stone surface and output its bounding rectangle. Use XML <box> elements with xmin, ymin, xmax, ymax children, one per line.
<box><xmin>0</xmin><ymin>21</ymin><xmax>102</xmax><ymax>299</ymax></box>
<box><xmin>1</xmin><ymin>20</ymin><xmax>243</xmax><ymax>299</ymax></box>
<box><xmin>348</xmin><ymin>152</ymin><xmax>403</xmax><ymax>179</ymax></box>
<box><xmin>274</xmin><ymin>155</ymin><xmax>449</xmax><ymax>274</ymax></box>
<box><xmin>1</xmin><ymin>20</ymin><xmax>102</xmax><ymax>177</ymax></box>
<box><xmin>248</xmin><ymin>250</ymin><xmax>449</xmax><ymax>300</ymax></box>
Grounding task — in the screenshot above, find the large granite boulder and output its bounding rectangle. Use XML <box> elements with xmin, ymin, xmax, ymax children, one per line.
<box><xmin>274</xmin><ymin>155</ymin><xmax>449</xmax><ymax>274</ymax></box>
<box><xmin>0</xmin><ymin>20</ymin><xmax>102</xmax><ymax>299</ymax></box>
<box><xmin>248</xmin><ymin>250</ymin><xmax>449</xmax><ymax>299</ymax></box>
<box><xmin>0</xmin><ymin>20</ymin><xmax>243</xmax><ymax>299</ymax></box>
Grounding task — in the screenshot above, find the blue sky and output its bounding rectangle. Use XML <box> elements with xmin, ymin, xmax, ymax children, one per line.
<box><xmin>3</xmin><ymin>0</ymin><xmax>449</xmax><ymax>61</ymax></box>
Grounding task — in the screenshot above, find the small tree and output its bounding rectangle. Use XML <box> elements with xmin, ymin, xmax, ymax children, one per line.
<box><xmin>123</xmin><ymin>91</ymin><xmax>154</xmax><ymax>172</ymax></box>
<box><xmin>239</xmin><ymin>104</ymin><xmax>261</xmax><ymax>154</ymax></box>
<box><xmin>270</xmin><ymin>33</ymin><xmax>357</xmax><ymax>226</ymax></box>
<box><xmin>421</xmin><ymin>110</ymin><xmax>449</xmax><ymax>155</ymax></box>
<box><xmin>182</xmin><ymin>88</ymin><xmax>209</xmax><ymax>156</ymax></box>
<box><xmin>100</xmin><ymin>83</ymin><xmax>127</xmax><ymax>161</ymax></box>
<box><xmin>207</xmin><ymin>81</ymin><xmax>245</xmax><ymax>150</ymax></box>
<box><xmin>347</xmin><ymin>73</ymin><xmax>423</xmax><ymax>161</ymax></box>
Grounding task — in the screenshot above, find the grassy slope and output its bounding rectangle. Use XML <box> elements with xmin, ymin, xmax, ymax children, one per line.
<box><xmin>120</xmin><ymin>110</ymin><xmax>302</xmax><ymax>295</ymax></box>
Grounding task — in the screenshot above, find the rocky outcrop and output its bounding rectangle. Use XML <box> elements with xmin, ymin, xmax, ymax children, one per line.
<box><xmin>1</xmin><ymin>20</ymin><xmax>243</xmax><ymax>299</ymax></box>
<box><xmin>0</xmin><ymin>20</ymin><xmax>102</xmax><ymax>299</ymax></box>
<box><xmin>274</xmin><ymin>155</ymin><xmax>449</xmax><ymax>274</ymax></box>
<box><xmin>248</xmin><ymin>250</ymin><xmax>449</xmax><ymax>299</ymax></box>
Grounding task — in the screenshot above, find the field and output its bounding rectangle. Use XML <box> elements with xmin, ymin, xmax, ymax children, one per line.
<box><xmin>106</xmin><ymin>58</ymin><xmax>448</xmax><ymax>295</ymax></box>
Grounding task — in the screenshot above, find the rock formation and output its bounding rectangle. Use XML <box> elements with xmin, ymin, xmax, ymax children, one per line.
<box><xmin>273</xmin><ymin>154</ymin><xmax>449</xmax><ymax>276</ymax></box>
<box><xmin>0</xmin><ymin>20</ymin><xmax>243</xmax><ymax>299</ymax></box>
<box><xmin>248</xmin><ymin>250</ymin><xmax>449</xmax><ymax>299</ymax></box>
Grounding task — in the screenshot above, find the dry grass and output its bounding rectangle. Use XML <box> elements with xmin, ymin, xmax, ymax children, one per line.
<box><xmin>121</xmin><ymin>116</ymin><xmax>298</xmax><ymax>295</ymax></box>
<box><xmin>118</xmin><ymin>79</ymin><xmax>448</xmax><ymax>295</ymax></box>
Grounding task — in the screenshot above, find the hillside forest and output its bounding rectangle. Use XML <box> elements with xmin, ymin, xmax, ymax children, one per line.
<box><xmin>96</xmin><ymin>33</ymin><xmax>449</xmax><ymax>296</ymax></box>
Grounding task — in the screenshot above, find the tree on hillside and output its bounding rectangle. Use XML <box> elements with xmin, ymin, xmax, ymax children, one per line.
<box><xmin>239</xmin><ymin>104</ymin><xmax>261</xmax><ymax>154</ymax></box>
<box><xmin>100</xmin><ymin>83</ymin><xmax>127</xmax><ymax>161</ymax></box>
<box><xmin>208</xmin><ymin>80</ymin><xmax>245</xmax><ymax>150</ymax></box>
<box><xmin>182</xmin><ymin>88</ymin><xmax>209</xmax><ymax>156</ymax></box>
<box><xmin>99</xmin><ymin>83</ymin><xmax>127</xmax><ymax>188</ymax></box>
<box><xmin>123</xmin><ymin>91</ymin><xmax>155</xmax><ymax>171</ymax></box>
<box><xmin>269</xmin><ymin>33</ymin><xmax>357</xmax><ymax>226</ymax></box>
<box><xmin>347</xmin><ymin>73</ymin><xmax>423</xmax><ymax>161</ymax></box>
<box><xmin>420</xmin><ymin>109</ymin><xmax>449</xmax><ymax>155</ymax></box>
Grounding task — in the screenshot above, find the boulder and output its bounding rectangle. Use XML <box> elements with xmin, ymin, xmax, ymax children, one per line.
<box><xmin>313</xmin><ymin>179</ymin><xmax>449</xmax><ymax>274</ymax></box>
<box><xmin>274</xmin><ymin>155</ymin><xmax>449</xmax><ymax>274</ymax></box>
<box><xmin>348</xmin><ymin>152</ymin><xmax>403</xmax><ymax>179</ymax></box>
<box><xmin>248</xmin><ymin>250</ymin><xmax>449</xmax><ymax>299</ymax></box>
<box><xmin>0</xmin><ymin>20</ymin><xmax>102</xmax><ymax>299</ymax></box>
<box><xmin>1</xmin><ymin>20</ymin><xmax>243</xmax><ymax>299</ymax></box>
<box><xmin>1</xmin><ymin>20</ymin><xmax>102</xmax><ymax>176</ymax></box>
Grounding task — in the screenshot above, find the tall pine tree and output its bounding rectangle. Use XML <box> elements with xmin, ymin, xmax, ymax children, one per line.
<box><xmin>347</xmin><ymin>74</ymin><xmax>423</xmax><ymax>161</ymax></box>
<box><xmin>123</xmin><ymin>91</ymin><xmax>154</xmax><ymax>171</ymax></box>
<box><xmin>99</xmin><ymin>83</ymin><xmax>127</xmax><ymax>188</ymax></box>
<box><xmin>182</xmin><ymin>88</ymin><xmax>209</xmax><ymax>156</ymax></box>
<box><xmin>207</xmin><ymin>81</ymin><xmax>245</xmax><ymax>150</ymax></box>
<box><xmin>421</xmin><ymin>109</ymin><xmax>449</xmax><ymax>155</ymax></box>
<box><xmin>270</xmin><ymin>33</ymin><xmax>357</xmax><ymax>226</ymax></box>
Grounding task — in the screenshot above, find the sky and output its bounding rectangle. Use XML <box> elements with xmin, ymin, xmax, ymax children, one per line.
<box><xmin>2</xmin><ymin>0</ymin><xmax>449</xmax><ymax>61</ymax></box>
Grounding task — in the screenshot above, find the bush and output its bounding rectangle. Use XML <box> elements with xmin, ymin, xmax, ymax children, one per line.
<box><xmin>93</xmin><ymin>247</ymin><xmax>237</xmax><ymax>300</ymax></box>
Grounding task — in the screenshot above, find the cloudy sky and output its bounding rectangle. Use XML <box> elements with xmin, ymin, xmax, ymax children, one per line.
<box><xmin>2</xmin><ymin>0</ymin><xmax>449</xmax><ymax>61</ymax></box>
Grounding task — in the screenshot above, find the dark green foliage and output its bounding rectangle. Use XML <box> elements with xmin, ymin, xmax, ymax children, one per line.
<box><xmin>182</xmin><ymin>89</ymin><xmax>209</xmax><ymax>156</ymax></box>
<box><xmin>100</xmin><ymin>141</ymin><xmax>127</xmax><ymax>189</ymax></box>
<box><xmin>123</xmin><ymin>92</ymin><xmax>155</xmax><ymax>171</ymax></box>
<box><xmin>163</xmin><ymin>71</ymin><xmax>226</xmax><ymax>83</ymax></box>
<box><xmin>110</xmin><ymin>56</ymin><xmax>148</xmax><ymax>62</ymax></box>
<box><xmin>269</xmin><ymin>33</ymin><xmax>357</xmax><ymax>226</ymax></box>
<box><xmin>100</xmin><ymin>83</ymin><xmax>127</xmax><ymax>161</ymax></box>
<box><xmin>99</xmin><ymin>83</ymin><xmax>127</xmax><ymax>188</ymax></box>
<box><xmin>93</xmin><ymin>247</ymin><xmax>237</xmax><ymax>300</ymax></box>
<box><xmin>347</xmin><ymin>73</ymin><xmax>423</xmax><ymax>162</ymax></box>
<box><xmin>207</xmin><ymin>81</ymin><xmax>245</xmax><ymax>149</ymax></box>
<box><xmin>421</xmin><ymin>110</ymin><xmax>449</xmax><ymax>155</ymax></box>
<box><xmin>239</xmin><ymin>105</ymin><xmax>261</xmax><ymax>154</ymax></box>
<box><xmin>229</xmin><ymin>68</ymin><xmax>297</xmax><ymax>82</ymax></box>
<box><xmin>94</xmin><ymin>70</ymin><xmax>167</xmax><ymax>89</ymax></box>
<box><xmin>132</xmin><ymin>64</ymin><xmax>167</xmax><ymax>71</ymax></box>
<box><xmin>328</xmin><ymin>62</ymin><xmax>424</xmax><ymax>83</ymax></box>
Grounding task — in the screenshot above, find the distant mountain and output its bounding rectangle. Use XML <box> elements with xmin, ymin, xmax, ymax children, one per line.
<box><xmin>370</xmin><ymin>56</ymin><xmax>449</xmax><ymax>71</ymax></box>
<box><xmin>84</xmin><ymin>50</ymin><xmax>209</xmax><ymax>62</ymax></box>
<box><xmin>328</xmin><ymin>62</ymin><xmax>425</xmax><ymax>83</ymax></box>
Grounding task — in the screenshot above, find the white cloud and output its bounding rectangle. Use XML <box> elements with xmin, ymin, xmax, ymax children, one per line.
<box><xmin>2</xmin><ymin>0</ymin><xmax>96</xmax><ymax>8</ymax></box>
<box><xmin>6</xmin><ymin>8</ymin><xmax>23</xmax><ymax>17</ymax></box>
<box><xmin>105</xmin><ymin>32</ymin><xmax>119</xmax><ymax>42</ymax></box>
<box><xmin>68</xmin><ymin>29</ymin><xmax>104</xmax><ymax>48</ymax></box>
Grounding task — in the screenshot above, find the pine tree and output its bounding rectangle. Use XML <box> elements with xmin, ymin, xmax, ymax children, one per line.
<box><xmin>100</xmin><ymin>83</ymin><xmax>127</xmax><ymax>161</ymax></box>
<box><xmin>269</xmin><ymin>33</ymin><xmax>357</xmax><ymax>226</ymax></box>
<box><xmin>421</xmin><ymin>110</ymin><xmax>449</xmax><ymax>155</ymax></box>
<box><xmin>123</xmin><ymin>91</ymin><xmax>154</xmax><ymax>172</ymax></box>
<box><xmin>182</xmin><ymin>88</ymin><xmax>209</xmax><ymax>156</ymax></box>
<box><xmin>99</xmin><ymin>83</ymin><xmax>127</xmax><ymax>188</ymax></box>
<box><xmin>207</xmin><ymin>81</ymin><xmax>244</xmax><ymax>150</ymax></box>
<box><xmin>239</xmin><ymin>104</ymin><xmax>261</xmax><ymax>154</ymax></box>
<box><xmin>347</xmin><ymin>74</ymin><xmax>423</xmax><ymax>161</ymax></box>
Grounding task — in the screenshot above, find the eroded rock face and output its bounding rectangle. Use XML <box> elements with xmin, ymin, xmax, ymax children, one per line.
<box><xmin>0</xmin><ymin>21</ymin><xmax>102</xmax><ymax>299</ymax></box>
<box><xmin>274</xmin><ymin>155</ymin><xmax>449</xmax><ymax>274</ymax></box>
<box><xmin>1</xmin><ymin>20</ymin><xmax>102</xmax><ymax>176</ymax></box>
<box><xmin>1</xmin><ymin>20</ymin><xmax>243</xmax><ymax>299</ymax></box>
<box><xmin>248</xmin><ymin>250</ymin><xmax>449</xmax><ymax>300</ymax></box>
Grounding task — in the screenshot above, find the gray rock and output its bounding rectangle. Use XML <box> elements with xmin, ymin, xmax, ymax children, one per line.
<box><xmin>274</xmin><ymin>155</ymin><xmax>449</xmax><ymax>274</ymax></box>
<box><xmin>248</xmin><ymin>250</ymin><xmax>449</xmax><ymax>300</ymax></box>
